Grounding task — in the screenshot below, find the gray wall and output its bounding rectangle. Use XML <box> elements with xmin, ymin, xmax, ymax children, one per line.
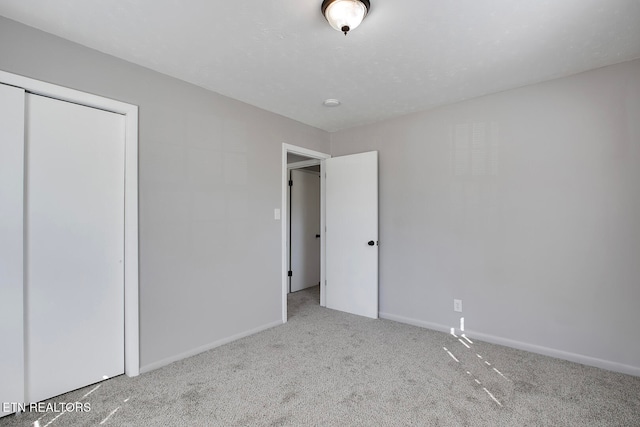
<box><xmin>0</xmin><ymin>17</ymin><xmax>330</xmax><ymax>370</ymax></box>
<box><xmin>3</xmin><ymin>15</ymin><xmax>639</xmax><ymax>376</ymax></box>
<box><xmin>331</xmin><ymin>59</ymin><xmax>640</xmax><ymax>374</ymax></box>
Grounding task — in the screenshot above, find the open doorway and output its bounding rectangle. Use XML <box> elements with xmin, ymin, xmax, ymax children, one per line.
<box><xmin>287</xmin><ymin>159</ymin><xmax>320</xmax><ymax>319</ymax></box>
<box><xmin>281</xmin><ymin>144</ymin><xmax>330</xmax><ymax>323</ymax></box>
<box><xmin>288</xmin><ymin>163</ymin><xmax>321</xmax><ymax>294</ymax></box>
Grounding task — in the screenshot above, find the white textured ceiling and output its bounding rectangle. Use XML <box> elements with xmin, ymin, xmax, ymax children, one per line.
<box><xmin>1</xmin><ymin>0</ymin><xmax>639</xmax><ymax>132</ymax></box>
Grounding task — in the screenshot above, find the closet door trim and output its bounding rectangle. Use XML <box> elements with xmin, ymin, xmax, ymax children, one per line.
<box><xmin>0</xmin><ymin>69</ymin><xmax>140</xmax><ymax>377</ymax></box>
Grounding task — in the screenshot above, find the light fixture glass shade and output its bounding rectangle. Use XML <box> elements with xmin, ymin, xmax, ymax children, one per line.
<box><xmin>323</xmin><ymin>0</ymin><xmax>369</xmax><ymax>35</ymax></box>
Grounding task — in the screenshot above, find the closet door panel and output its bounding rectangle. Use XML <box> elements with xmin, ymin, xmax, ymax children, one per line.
<box><xmin>0</xmin><ymin>84</ymin><xmax>25</xmax><ymax>417</ymax></box>
<box><xmin>25</xmin><ymin>94</ymin><xmax>125</xmax><ymax>403</ymax></box>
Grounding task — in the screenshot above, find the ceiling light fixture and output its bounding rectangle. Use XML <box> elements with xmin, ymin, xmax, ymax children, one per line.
<box><xmin>323</xmin><ymin>98</ymin><xmax>341</xmax><ymax>107</ymax></box>
<box><xmin>321</xmin><ymin>0</ymin><xmax>370</xmax><ymax>36</ymax></box>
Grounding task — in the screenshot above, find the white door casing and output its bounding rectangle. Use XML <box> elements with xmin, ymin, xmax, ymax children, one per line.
<box><xmin>325</xmin><ymin>151</ymin><xmax>379</xmax><ymax>319</ymax></box>
<box><xmin>281</xmin><ymin>144</ymin><xmax>330</xmax><ymax>322</ymax></box>
<box><xmin>290</xmin><ymin>169</ymin><xmax>321</xmax><ymax>292</ymax></box>
<box><xmin>25</xmin><ymin>94</ymin><xmax>125</xmax><ymax>403</ymax></box>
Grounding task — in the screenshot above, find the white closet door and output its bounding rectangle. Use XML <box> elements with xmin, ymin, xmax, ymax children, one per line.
<box><xmin>0</xmin><ymin>84</ymin><xmax>25</xmax><ymax>417</ymax></box>
<box><xmin>25</xmin><ymin>94</ymin><xmax>125</xmax><ymax>403</ymax></box>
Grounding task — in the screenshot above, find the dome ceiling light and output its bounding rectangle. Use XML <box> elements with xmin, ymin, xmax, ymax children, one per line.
<box><xmin>321</xmin><ymin>0</ymin><xmax>370</xmax><ymax>36</ymax></box>
<box><xmin>323</xmin><ymin>99</ymin><xmax>341</xmax><ymax>107</ymax></box>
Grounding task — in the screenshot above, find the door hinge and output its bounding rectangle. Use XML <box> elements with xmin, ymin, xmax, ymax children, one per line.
<box><xmin>288</xmin><ymin>180</ymin><xmax>293</xmax><ymax>187</ymax></box>
<box><xmin>288</xmin><ymin>270</ymin><xmax>293</xmax><ymax>277</ymax></box>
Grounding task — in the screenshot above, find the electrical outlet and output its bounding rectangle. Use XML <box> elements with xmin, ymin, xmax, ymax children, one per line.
<box><xmin>454</xmin><ymin>299</ymin><xmax>462</xmax><ymax>312</ymax></box>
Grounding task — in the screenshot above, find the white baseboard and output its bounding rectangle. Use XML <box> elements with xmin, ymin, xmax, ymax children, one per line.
<box><xmin>140</xmin><ymin>319</ymin><xmax>283</xmax><ymax>374</ymax></box>
<box><xmin>379</xmin><ymin>312</ymin><xmax>640</xmax><ymax>377</ymax></box>
<box><xmin>380</xmin><ymin>312</ymin><xmax>452</xmax><ymax>334</ymax></box>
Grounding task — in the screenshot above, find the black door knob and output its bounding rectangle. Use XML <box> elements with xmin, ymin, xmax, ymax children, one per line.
<box><xmin>368</xmin><ymin>240</ymin><xmax>375</xmax><ymax>246</ymax></box>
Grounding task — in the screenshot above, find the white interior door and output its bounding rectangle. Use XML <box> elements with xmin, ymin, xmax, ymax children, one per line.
<box><xmin>25</xmin><ymin>93</ymin><xmax>125</xmax><ymax>403</ymax></box>
<box><xmin>0</xmin><ymin>84</ymin><xmax>25</xmax><ymax>418</ymax></box>
<box><xmin>325</xmin><ymin>151</ymin><xmax>378</xmax><ymax>319</ymax></box>
<box><xmin>290</xmin><ymin>169</ymin><xmax>321</xmax><ymax>292</ymax></box>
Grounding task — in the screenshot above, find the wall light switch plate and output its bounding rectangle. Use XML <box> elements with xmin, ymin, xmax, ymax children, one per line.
<box><xmin>454</xmin><ymin>299</ymin><xmax>462</xmax><ymax>312</ymax></box>
<box><xmin>274</xmin><ymin>208</ymin><xmax>281</xmax><ymax>220</ymax></box>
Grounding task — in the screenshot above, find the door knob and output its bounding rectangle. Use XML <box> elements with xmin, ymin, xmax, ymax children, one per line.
<box><xmin>368</xmin><ymin>240</ymin><xmax>375</xmax><ymax>246</ymax></box>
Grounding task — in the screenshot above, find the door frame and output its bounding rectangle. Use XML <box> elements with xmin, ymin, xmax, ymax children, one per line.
<box><xmin>0</xmin><ymin>70</ymin><xmax>140</xmax><ymax>377</ymax></box>
<box><xmin>281</xmin><ymin>143</ymin><xmax>330</xmax><ymax>323</ymax></box>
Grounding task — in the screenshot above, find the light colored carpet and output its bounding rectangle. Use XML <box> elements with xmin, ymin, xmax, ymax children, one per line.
<box><xmin>2</xmin><ymin>285</ymin><xmax>640</xmax><ymax>426</ymax></box>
